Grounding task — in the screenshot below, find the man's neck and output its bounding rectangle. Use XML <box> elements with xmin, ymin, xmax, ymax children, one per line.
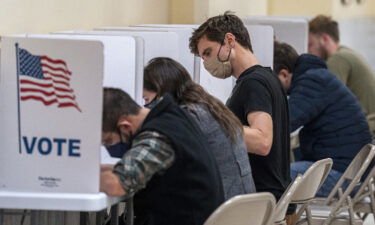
<box><xmin>130</xmin><ymin>108</ymin><xmax>150</xmax><ymax>130</ymax></box>
<box><xmin>231</xmin><ymin>47</ymin><xmax>260</xmax><ymax>79</ymax></box>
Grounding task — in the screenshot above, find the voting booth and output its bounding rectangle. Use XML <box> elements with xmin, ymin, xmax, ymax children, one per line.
<box><xmin>23</xmin><ymin>34</ymin><xmax>144</xmax><ymax>104</ymax></box>
<box><xmin>53</xmin><ymin>30</ymin><xmax>179</xmax><ymax>70</ymax></box>
<box><xmin>243</xmin><ymin>16</ymin><xmax>308</xmax><ymax>54</ymax></box>
<box><xmin>96</xmin><ymin>26</ymin><xmax>197</xmax><ymax>78</ymax></box>
<box><xmin>0</xmin><ymin>36</ymin><xmax>133</xmax><ymax>211</ymax></box>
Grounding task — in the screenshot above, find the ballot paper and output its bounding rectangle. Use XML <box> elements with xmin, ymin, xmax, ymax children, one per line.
<box><xmin>101</xmin><ymin>146</ymin><xmax>121</xmax><ymax>164</ymax></box>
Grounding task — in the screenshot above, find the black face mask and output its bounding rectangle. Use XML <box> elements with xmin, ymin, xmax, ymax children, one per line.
<box><xmin>106</xmin><ymin>142</ymin><xmax>131</xmax><ymax>158</ymax></box>
<box><xmin>144</xmin><ymin>97</ymin><xmax>158</xmax><ymax>109</ymax></box>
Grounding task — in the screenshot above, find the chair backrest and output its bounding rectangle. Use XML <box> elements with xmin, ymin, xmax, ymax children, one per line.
<box><xmin>273</xmin><ymin>175</ymin><xmax>303</xmax><ymax>223</ymax></box>
<box><xmin>325</xmin><ymin>144</ymin><xmax>375</xmax><ymax>205</ymax></box>
<box><xmin>204</xmin><ymin>192</ymin><xmax>276</xmax><ymax>225</ymax></box>
<box><xmin>292</xmin><ymin>158</ymin><xmax>333</xmax><ymax>203</ymax></box>
<box><xmin>352</xmin><ymin>165</ymin><xmax>375</xmax><ymax>205</ymax></box>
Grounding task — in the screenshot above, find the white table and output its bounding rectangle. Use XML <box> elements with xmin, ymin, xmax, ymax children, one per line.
<box><xmin>0</xmin><ymin>191</ymin><xmax>127</xmax><ymax>225</ymax></box>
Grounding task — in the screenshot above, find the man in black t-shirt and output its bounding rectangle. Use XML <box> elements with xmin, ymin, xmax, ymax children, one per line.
<box><xmin>189</xmin><ymin>12</ymin><xmax>295</xmax><ymax>221</ymax></box>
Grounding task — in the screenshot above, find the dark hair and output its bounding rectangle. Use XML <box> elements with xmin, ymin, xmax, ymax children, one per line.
<box><xmin>273</xmin><ymin>41</ymin><xmax>299</xmax><ymax>74</ymax></box>
<box><xmin>102</xmin><ymin>87</ymin><xmax>140</xmax><ymax>132</ymax></box>
<box><xmin>144</xmin><ymin>57</ymin><xmax>243</xmax><ymax>142</ymax></box>
<box><xmin>189</xmin><ymin>11</ymin><xmax>253</xmax><ymax>56</ymax></box>
<box><xmin>309</xmin><ymin>15</ymin><xmax>340</xmax><ymax>42</ymax></box>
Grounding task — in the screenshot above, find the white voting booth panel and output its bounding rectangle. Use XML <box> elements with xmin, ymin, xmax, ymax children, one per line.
<box><xmin>0</xmin><ymin>36</ymin><xmax>125</xmax><ymax>211</ymax></box>
<box><xmin>243</xmin><ymin>16</ymin><xmax>308</xmax><ymax>54</ymax></box>
<box><xmin>246</xmin><ymin>25</ymin><xmax>274</xmax><ymax>68</ymax></box>
<box><xmin>96</xmin><ymin>26</ymin><xmax>196</xmax><ymax>78</ymax></box>
<box><xmin>136</xmin><ymin>24</ymin><xmax>200</xmax><ymax>28</ymax></box>
<box><xmin>53</xmin><ymin>30</ymin><xmax>179</xmax><ymax>68</ymax></box>
<box><xmin>23</xmin><ymin>34</ymin><xmax>143</xmax><ymax>104</ymax></box>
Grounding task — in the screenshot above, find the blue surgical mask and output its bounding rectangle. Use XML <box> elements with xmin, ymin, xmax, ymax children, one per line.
<box><xmin>144</xmin><ymin>97</ymin><xmax>158</xmax><ymax>109</ymax></box>
<box><xmin>106</xmin><ymin>142</ymin><xmax>131</xmax><ymax>158</ymax></box>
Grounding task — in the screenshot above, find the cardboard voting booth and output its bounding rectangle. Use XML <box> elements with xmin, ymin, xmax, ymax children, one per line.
<box><xmin>24</xmin><ymin>34</ymin><xmax>144</xmax><ymax>104</ymax></box>
<box><xmin>0</xmin><ymin>37</ymin><xmax>103</xmax><ymax>194</ymax></box>
<box><xmin>96</xmin><ymin>26</ymin><xmax>197</xmax><ymax>78</ymax></box>
<box><xmin>0</xmin><ymin>36</ymin><xmax>128</xmax><ymax>211</ymax></box>
<box><xmin>53</xmin><ymin>30</ymin><xmax>179</xmax><ymax>69</ymax></box>
<box><xmin>243</xmin><ymin>16</ymin><xmax>308</xmax><ymax>54</ymax></box>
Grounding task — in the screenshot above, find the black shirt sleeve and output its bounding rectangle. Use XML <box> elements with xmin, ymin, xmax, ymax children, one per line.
<box><xmin>242</xmin><ymin>78</ymin><xmax>273</xmax><ymax>119</ymax></box>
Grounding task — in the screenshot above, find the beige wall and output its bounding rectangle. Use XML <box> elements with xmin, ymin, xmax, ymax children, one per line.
<box><xmin>170</xmin><ymin>0</ymin><xmax>194</xmax><ymax>24</ymax></box>
<box><xmin>0</xmin><ymin>0</ymin><xmax>169</xmax><ymax>35</ymax></box>
<box><xmin>268</xmin><ymin>0</ymin><xmax>375</xmax><ymax>19</ymax></box>
<box><xmin>332</xmin><ymin>0</ymin><xmax>375</xmax><ymax>19</ymax></box>
<box><xmin>1</xmin><ymin>0</ymin><xmax>374</xmax><ymax>36</ymax></box>
<box><xmin>171</xmin><ymin>0</ymin><xmax>268</xmax><ymax>24</ymax></box>
<box><xmin>207</xmin><ymin>0</ymin><xmax>267</xmax><ymax>19</ymax></box>
<box><xmin>268</xmin><ymin>0</ymin><xmax>332</xmax><ymax>17</ymax></box>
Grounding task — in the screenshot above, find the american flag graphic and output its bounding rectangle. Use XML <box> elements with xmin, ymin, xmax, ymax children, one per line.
<box><xmin>18</xmin><ymin>48</ymin><xmax>81</xmax><ymax>112</ymax></box>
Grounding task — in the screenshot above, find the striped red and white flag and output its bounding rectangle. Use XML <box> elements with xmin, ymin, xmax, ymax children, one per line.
<box><xmin>18</xmin><ymin>48</ymin><xmax>81</xmax><ymax>112</ymax></box>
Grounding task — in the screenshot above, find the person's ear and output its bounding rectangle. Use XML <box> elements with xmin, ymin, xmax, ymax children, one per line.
<box><xmin>279</xmin><ymin>69</ymin><xmax>290</xmax><ymax>80</ymax></box>
<box><xmin>320</xmin><ymin>33</ymin><xmax>331</xmax><ymax>44</ymax></box>
<box><xmin>277</xmin><ymin>68</ymin><xmax>292</xmax><ymax>89</ymax></box>
<box><xmin>117</xmin><ymin>118</ymin><xmax>132</xmax><ymax>134</ymax></box>
<box><xmin>224</xmin><ymin>33</ymin><xmax>236</xmax><ymax>48</ymax></box>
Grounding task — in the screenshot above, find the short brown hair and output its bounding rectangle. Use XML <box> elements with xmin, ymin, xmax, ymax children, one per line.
<box><xmin>273</xmin><ymin>41</ymin><xmax>299</xmax><ymax>74</ymax></box>
<box><xmin>189</xmin><ymin>11</ymin><xmax>253</xmax><ymax>56</ymax></box>
<box><xmin>309</xmin><ymin>15</ymin><xmax>340</xmax><ymax>42</ymax></box>
<box><xmin>102</xmin><ymin>88</ymin><xmax>140</xmax><ymax>132</ymax></box>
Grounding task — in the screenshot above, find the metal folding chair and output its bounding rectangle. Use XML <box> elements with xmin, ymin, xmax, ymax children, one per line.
<box><xmin>204</xmin><ymin>192</ymin><xmax>276</xmax><ymax>225</ymax></box>
<box><xmin>290</xmin><ymin>158</ymin><xmax>333</xmax><ymax>225</ymax></box>
<box><xmin>273</xmin><ymin>175</ymin><xmax>303</xmax><ymax>225</ymax></box>
<box><xmin>311</xmin><ymin>144</ymin><xmax>375</xmax><ymax>225</ymax></box>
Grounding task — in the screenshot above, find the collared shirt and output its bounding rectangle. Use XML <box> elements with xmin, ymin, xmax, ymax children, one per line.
<box><xmin>113</xmin><ymin>131</ymin><xmax>175</xmax><ymax>197</ymax></box>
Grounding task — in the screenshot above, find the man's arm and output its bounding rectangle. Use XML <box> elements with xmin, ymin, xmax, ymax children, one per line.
<box><xmin>100</xmin><ymin>166</ymin><xmax>127</xmax><ymax>196</ymax></box>
<box><xmin>100</xmin><ymin>131</ymin><xmax>175</xmax><ymax>197</ymax></box>
<box><xmin>243</xmin><ymin>111</ymin><xmax>273</xmax><ymax>156</ymax></box>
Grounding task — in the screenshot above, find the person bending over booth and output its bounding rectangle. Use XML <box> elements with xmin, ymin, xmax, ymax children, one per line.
<box><xmin>100</xmin><ymin>88</ymin><xmax>224</xmax><ymax>225</ymax></box>
<box><xmin>308</xmin><ymin>15</ymin><xmax>375</xmax><ymax>135</ymax></box>
<box><xmin>273</xmin><ymin>41</ymin><xmax>372</xmax><ymax>197</ymax></box>
<box><xmin>143</xmin><ymin>57</ymin><xmax>256</xmax><ymax>200</ymax></box>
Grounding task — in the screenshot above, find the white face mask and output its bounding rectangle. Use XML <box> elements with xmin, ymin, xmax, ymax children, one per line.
<box><xmin>203</xmin><ymin>44</ymin><xmax>232</xmax><ymax>79</ymax></box>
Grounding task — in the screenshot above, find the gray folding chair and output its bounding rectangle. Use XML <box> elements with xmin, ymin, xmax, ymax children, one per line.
<box><xmin>291</xmin><ymin>158</ymin><xmax>333</xmax><ymax>225</ymax></box>
<box><xmin>204</xmin><ymin>192</ymin><xmax>276</xmax><ymax>225</ymax></box>
<box><xmin>273</xmin><ymin>175</ymin><xmax>303</xmax><ymax>225</ymax></box>
<box><xmin>312</xmin><ymin>144</ymin><xmax>375</xmax><ymax>225</ymax></box>
<box><xmin>352</xmin><ymin>163</ymin><xmax>375</xmax><ymax>221</ymax></box>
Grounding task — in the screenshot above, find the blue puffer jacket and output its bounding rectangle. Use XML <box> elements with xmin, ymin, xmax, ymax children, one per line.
<box><xmin>289</xmin><ymin>54</ymin><xmax>372</xmax><ymax>173</ymax></box>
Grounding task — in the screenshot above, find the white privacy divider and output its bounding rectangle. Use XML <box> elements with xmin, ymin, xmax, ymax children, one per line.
<box><xmin>243</xmin><ymin>16</ymin><xmax>308</xmax><ymax>54</ymax></box>
<box><xmin>246</xmin><ymin>25</ymin><xmax>274</xmax><ymax>68</ymax></box>
<box><xmin>53</xmin><ymin>30</ymin><xmax>179</xmax><ymax>68</ymax></box>
<box><xmin>136</xmin><ymin>24</ymin><xmax>200</xmax><ymax>28</ymax></box>
<box><xmin>96</xmin><ymin>26</ymin><xmax>196</xmax><ymax>78</ymax></box>
<box><xmin>23</xmin><ymin>34</ymin><xmax>144</xmax><ymax>104</ymax></box>
<box><xmin>0</xmin><ymin>36</ymin><xmax>105</xmax><ymax>194</ymax></box>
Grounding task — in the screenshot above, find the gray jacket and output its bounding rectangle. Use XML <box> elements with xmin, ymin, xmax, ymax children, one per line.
<box><xmin>182</xmin><ymin>103</ymin><xmax>256</xmax><ymax>199</ymax></box>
